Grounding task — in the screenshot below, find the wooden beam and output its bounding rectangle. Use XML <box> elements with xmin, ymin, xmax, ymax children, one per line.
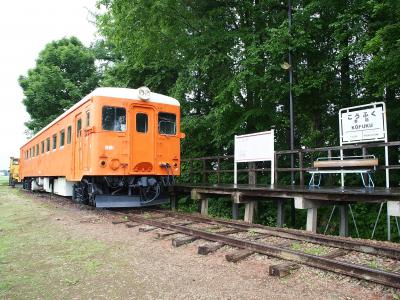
<box><xmin>269</xmin><ymin>262</ymin><xmax>300</xmax><ymax>277</ymax></box>
<box><xmin>225</xmin><ymin>249</ymin><xmax>254</xmax><ymax>263</ymax></box>
<box><xmin>198</xmin><ymin>242</ymin><xmax>224</xmax><ymax>255</ymax></box>
<box><xmin>138</xmin><ymin>226</ymin><xmax>157</xmax><ymax>232</ymax></box>
<box><xmin>155</xmin><ymin>231</ymin><xmax>177</xmax><ymax>239</ymax></box>
<box><xmin>172</xmin><ymin>236</ymin><xmax>198</xmax><ymax>247</ymax></box>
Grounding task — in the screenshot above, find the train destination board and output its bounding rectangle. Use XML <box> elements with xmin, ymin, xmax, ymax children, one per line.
<box><xmin>339</xmin><ymin>103</ymin><xmax>386</xmax><ymax>144</ymax></box>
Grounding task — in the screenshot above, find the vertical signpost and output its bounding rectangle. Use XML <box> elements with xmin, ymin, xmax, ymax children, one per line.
<box><xmin>339</xmin><ymin>102</ymin><xmax>394</xmax><ymax>240</ymax></box>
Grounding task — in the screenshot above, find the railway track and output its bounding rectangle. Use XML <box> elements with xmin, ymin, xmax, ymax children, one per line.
<box><xmin>110</xmin><ymin>208</ymin><xmax>400</xmax><ymax>289</ymax></box>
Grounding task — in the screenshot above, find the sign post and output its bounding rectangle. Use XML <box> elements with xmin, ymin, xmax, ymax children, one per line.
<box><xmin>234</xmin><ymin>130</ymin><xmax>275</xmax><ymax>185</ymax></box>
<box><xmin>339</xmin><ymin>102</ymin><xmax>388</xmax><ymax>187</ymax></box>
<box><xmin>339</xmin><ymin>102</ymin><xmax>395</xmax><ymax>240</ymax></box>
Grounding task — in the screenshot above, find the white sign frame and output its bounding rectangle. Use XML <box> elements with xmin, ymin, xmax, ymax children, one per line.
<box><xmin>234</xmin><ymin>130</ymin><xmax>275</xmax><ymax>185</ymax></box>
<box><xmin>338</xmin><ymin>102</ymin><xmax>389</xmax><ymax>188</ymax></box>
<box><xmin>339</xmin><ymin>102</ymin><xmax>387</xmax><ymax>145</ymax></box>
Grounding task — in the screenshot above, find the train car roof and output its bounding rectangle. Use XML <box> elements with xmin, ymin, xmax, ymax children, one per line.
<box><xmin>21</xmin><ymin>87</ymin><xmax>180</xmax><ymax>148</ymax></box>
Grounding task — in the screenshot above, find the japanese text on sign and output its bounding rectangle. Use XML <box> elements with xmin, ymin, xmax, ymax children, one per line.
<box><xmin>340</xmin><ymin>105</ymin><xmax>385</xmax><ymax>144</ymax></box>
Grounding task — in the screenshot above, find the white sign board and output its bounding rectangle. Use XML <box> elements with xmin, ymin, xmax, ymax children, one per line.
<box><xmin>339</xmin><ymin>103</ymin><xmax>386</xmax><ymax>144</ymax></box>
<box><xmin>234</xmin><ymin>130</ymin><xmax>275</xmax><ymax>184</ymax></box>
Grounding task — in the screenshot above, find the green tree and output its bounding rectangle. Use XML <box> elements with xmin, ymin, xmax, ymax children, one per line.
<box><xmin>19</xmin><ymin>37</ymin><xmax>100</xmax><ymax>133</ymax></box>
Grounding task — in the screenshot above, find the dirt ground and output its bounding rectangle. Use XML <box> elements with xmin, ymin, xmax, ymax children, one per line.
<box><xmin>0</xmin><ymin>186</ymin><xmax>399</xmax><ymax>300</ymax></box>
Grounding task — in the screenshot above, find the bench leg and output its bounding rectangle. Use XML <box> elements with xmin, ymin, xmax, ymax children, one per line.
<box><xmin>309</xmin><ymin>173</ymin><xmax>322</xmax><ymax>187</ymax></box>
<box><xmin>308</xmin><ymin>174</ymin><xmax>315</xmax><ymax>186</ymax></box>
<box><xmin>360</xmin><ymin>172</ymin><xmax>374</xmax><ymax>188</ymax></box>
<box><xmin>368</xmin><ymin>173</ymin><xmax>374</xmax><ymax>187</ymax></box>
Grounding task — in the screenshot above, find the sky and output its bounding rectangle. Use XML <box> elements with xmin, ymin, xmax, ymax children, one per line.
<box><xmin>0</xmin><ymin>0</ymin><xmax>98</xmax><ymax>170</ymax></box>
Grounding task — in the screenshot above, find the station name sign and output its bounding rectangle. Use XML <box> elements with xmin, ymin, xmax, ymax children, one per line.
<box><xmin>339</xmin><ymin>102</ymin><xmax>386</xmax><ymax>144</ymax></box>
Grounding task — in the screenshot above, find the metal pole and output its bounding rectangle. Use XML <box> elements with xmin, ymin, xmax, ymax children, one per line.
<box><xmin>288</xmin><ymin>0</ymin><xmax>294</xmax><ymax>186</ymax></box>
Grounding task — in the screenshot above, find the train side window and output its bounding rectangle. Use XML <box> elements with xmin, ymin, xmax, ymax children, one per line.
<box><xmin>102</xmin><ymin>106</ymin><xmax>126</xmax><ymax>131</ymax></box>
<box><xmin>86</xmin><ymin>111</ymin><xmax>90</xmax><ymax>127</ymax></box>
<box><xmin>32</xmin><ymin>147</ymin><xmax>34</xmax><ymax>157</ymax></box>
<box><xmin>158</xmin><ymin>112</ymin><xmax>176</xmax><ymax>135</ymax></box>
<box><xmin>41</xmin><ymin>141</ymin><xmax>44</xmax><ymax>153</ymax></box>
<box><xmin>67</xmin><ymin>126</ymin><xmax>72</xmax><ymax>144</ymax></box>
<box><xmin>52</xmin><ymin>134</ymin><xmax>57</xmax><ymax>150</ymax></box>
<box><xmin>77</xmin><ymin>119</ymin><xmax>82</xmax><ymax>136</ymax></box>
<box><xmin>36</xmin><ymin>144</ymin><xmax>39</xmax><ymax>156</ymax></box>
<box><xmin>46</xmin><ymin>138</ymin><xmax>50</xmax><ymax>152</ymax></box>
<box><xmin>136</xmin><ymin>113</ymin><xmax>148</xmax><ymax>133</ymax></box>
<box><xmin>60</xmin><ymin>129</ymin><xmax>65</xmax><ymax>147</ymax></box>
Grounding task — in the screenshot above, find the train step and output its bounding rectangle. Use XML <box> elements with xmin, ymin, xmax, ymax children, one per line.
<box><xmin>95</xmin><ymin>194</ymin><xmax>169</xmax><ymax>208</ymax></box>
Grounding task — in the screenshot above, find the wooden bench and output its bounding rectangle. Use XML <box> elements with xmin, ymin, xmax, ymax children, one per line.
<box><xmin>308</xmin><ymin>155</ymin><xmax>378</xmax><ymax>187</ymax></box>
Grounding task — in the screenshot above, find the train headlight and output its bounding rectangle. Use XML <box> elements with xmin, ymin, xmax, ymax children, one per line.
<box><xmin>138</xmin><ymin>86</ymin><xmax>151</xmax><ymax>100</ymax></box>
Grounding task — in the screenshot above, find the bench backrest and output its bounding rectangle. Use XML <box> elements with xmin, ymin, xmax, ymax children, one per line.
<box><xmin>313</xmin><ymin>158</ymin><xmax>378</xmax><ymax>169</ymax></box>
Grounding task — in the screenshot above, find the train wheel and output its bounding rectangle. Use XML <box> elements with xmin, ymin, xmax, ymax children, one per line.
<box><xmin>72</xmin><ymin>182</ymin><xmax>89</xmax><ymax>205</ymax></box>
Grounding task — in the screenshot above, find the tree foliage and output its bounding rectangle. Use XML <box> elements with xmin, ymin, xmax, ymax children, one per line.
<box><xmin>19</xmin><ymin>37</ymin><xmax>99</xmax><ymax>132</ymax></box>
<box><xmin>95</xmin><ymin>0</ymin><xmax>400</xmax><ymax>156</ymax></box>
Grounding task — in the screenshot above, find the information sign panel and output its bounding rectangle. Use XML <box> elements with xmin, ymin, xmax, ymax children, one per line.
<box><xmin>234</xmin><ymin>130</ymin><xmax>275</xmax><ymax>184</ymax></box>
<box><xmin>339</xmin><ymin>103</ymin><xmax>386</xmax><ymax>144</ymax></box>
<box><xmin>234</xmin><ymin>131</ymin><xmax>274</xmax><ymax>162</ymax></box>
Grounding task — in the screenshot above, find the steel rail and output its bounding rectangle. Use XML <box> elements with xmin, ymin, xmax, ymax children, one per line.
<box><xmin>141</xmin><ymin>209</ymin><xmax>400</xmax><ymax>259</ymax></box>
<box><xmin>127</xmin><ymin>213</ymin><xmax>400</xmax><ymax>289</ymax></box>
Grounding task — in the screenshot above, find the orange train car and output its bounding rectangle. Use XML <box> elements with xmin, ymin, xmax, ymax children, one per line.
<box><xmin>19</xmin><ymin>87</ymin><xmax>184</xmax><ymax>207</ymax></box>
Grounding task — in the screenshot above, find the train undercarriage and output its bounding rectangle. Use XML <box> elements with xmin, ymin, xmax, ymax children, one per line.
<box><xmin>22</xmin><ymin>175</ymin><xmax>174</xmax><ymax>208</ymax></box>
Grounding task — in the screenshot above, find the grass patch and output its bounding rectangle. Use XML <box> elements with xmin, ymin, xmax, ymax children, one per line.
<box><xmin>0</xmin><ymin>186</ymin><xmax>110</xmax><ymax>299</ymax></box>
<box><xmin>0</xmin><ymin>175</ymin><xmax>8</xmax><ymax>186</ymax></box>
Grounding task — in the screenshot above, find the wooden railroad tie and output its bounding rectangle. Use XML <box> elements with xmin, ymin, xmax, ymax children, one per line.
<box><xmin>138</xmin><ymin>226</ymin><xmax>157</xmax><ymax>232</ymax></box>
<box><xmin>269</xmin><ymin>248</ymin><xmax>349</xmax><ymax>278</ymax></box>
<box><xmin>198</xmin><ymin>242</ymin><xmax>224</xmax><ymax>255</ymax></box>
<box><xmin>111</xmin><ymin>219</ymin><xmax>129</xmax><ymax>225</ymax></box>
<box><xmin>217</xmin><ymin>229</ymin><xmax>245</xmax><ymax>235</ymax></box>
<box><xmin>125</xmin><ymin>222</ymin><xmax>139</xmax><ymax>228</ymax></box>
<box><xmin>155</xmin><ymin>230</ymin><xmax>177</xmax><ymax>239</ymax></box>
<box><xmin>172</xmin><ymin>236</ymin><xmax>198</xmax><ymax>247</ymax></box>
<box><xmin>269</xmin><ymin>262</ymin><xmax>300</xmax><ymax>278</ymax></box>
<box><xmin>323</xmin><ymin>248</ymin><xmax>349</xmax><ymax>259</ymax></box>
<box><xmin>225</xmin><ymin>249</ymin><xmax>254</xmax><ymax>263</ymax></box>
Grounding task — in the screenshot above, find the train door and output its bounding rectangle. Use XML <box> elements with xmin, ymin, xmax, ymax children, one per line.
<box><xmin>73</xmin><ymin>113</ymin><xmax>83</xmax><ymax>178</ymax></box>
<box><xmin>131</xmin><ymin>106</ymin><xmax>155</xmax><ymax>171</ymax></box>
<box><xmin>82</xmin><ymin>109</ymin><xmax>91</xmax><ymax>171</ymax></box>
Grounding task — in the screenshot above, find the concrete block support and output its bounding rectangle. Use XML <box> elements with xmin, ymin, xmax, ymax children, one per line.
<box><xmin>339</xmin><ymin>205</ymin><xmax>349</xmax><ymax>237</ymax></box>
<box><xmin>170</xmin><ymin>193</ymin><xmax>178</xmax><ymax>211</ymax></box>
<box><xmin>277</xmin><ymin>199</ymin><xmax>285</xmax><ymax>227</ymax></box>
<box><xmin>200</xmin><ymin>198</ymin><xmax>208</xmax><ymax>216</ymax></box>
<box><xmin>244</xmin><ymin>201</ymin><xmax>257</xmax><ymax>223</ymax></box>
<box><xmin>306</xmin><ymin>208</ymin><xmax>318</xmax><ymax>233</ymax></box>
<box><xmin>295</xmin><ymin>197</ymin><xmax>318</xmax><ymax>233</ymax></box>
<box><xmin>232</xmin><ymin>203</ymin><xmax>239</xmax><ymax>220</ymax></box>
<box><xmin>191</xmin><ymin>189</ymin><xmax>208</xmax><ymax>216</ymax></box>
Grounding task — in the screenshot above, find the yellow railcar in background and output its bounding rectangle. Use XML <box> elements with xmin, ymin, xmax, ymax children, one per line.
<box><xmin>9</xmin><ymin>157</ymin><xmax>20</xmax><ymax>187</ymax></box>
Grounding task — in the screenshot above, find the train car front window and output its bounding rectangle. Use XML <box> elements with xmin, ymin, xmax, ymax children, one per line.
<box><xmin>158</xmin><ymin>112</ymin><xmax>176</xmax><ymax>135</ymax></box>
<box><xmin>102</xmin><ymin>106</ymin><xmax>126</xmax><ymax>132</ymax></box>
